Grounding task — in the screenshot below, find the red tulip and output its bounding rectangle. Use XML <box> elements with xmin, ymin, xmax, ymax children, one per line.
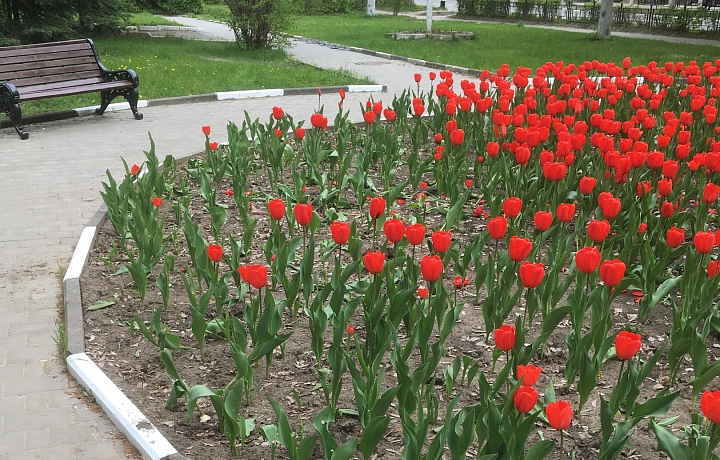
<box><xmin>514</xmin><ymin>386</ymin><xmax>538</xmax><ymax>413</ymax></box>
<box><xmin>369</xmin><ymin>197</ymin><xmax>385</xmax><ymax>219</ymax></box>
<box><xmin>703</xmin><ymin>183</ymin><xmax>720</xmax><ymax>204</ymax></box>
<box><xmin>600</xmin><ymin>259</ymin><xmax>626</xmax><ymax>286</ymax></box>
<box><xmin>246</xmin><ymin>264</ymin><xmax>268</xmax><ymax>289</ymax></box>
<box><xmin>587</xmin><ymin>220</ymin><xmax>611</xmax><ymax>243</ymax></box>
<box><xmin>694</xmin><ymin>231</ymin><xmax>716</xmax><ymax>254</ymax></box>
<box><xmin>658</xmin><ymin>178</ymin><xmax>673</xmax><ymax>196</ymax></box>
<box><xmin>503</xmin><ymin>197</ymin><xmax>523</xmax><ymax>218</ymax></box>
<box><xmin>519</xmin><ymin>262</ymin><xmax>545</xmax><ymax>288</ymax></box>
<box><xmin>383</xmin><ymin>219</ymin><xmax>405</xmax><ymax>243</ymax></box>
<box><xmin>509</xmin><ymin>236</ymin><xmax>533</xmax><ymax>262</ymax></box>
<box><xmin>450</xmin><ymin>129</ymin><xmax>465</xmax><ymax>146</ymax></box>
<box><xmin>363</xmin><ymin>251</ymin><xmax>385</xmax><ymax>274</ymax></box>
<box><xmin>638</xmin><ymin>223</ymin><xmax>648</xmax><ymax>233</ymax></box>
<box><xmin>413</xmin><ymin>104</ymin><xmax>425</xmax><ymax>117</ymax></box>
<box><xmin>295</xmin><ymin>127</ymin><xmax>306</xmax><ymax>140</ymax></box>
<box><xmin>130</xmin><ymin>164</ymin><xmax>140</xmax><ymax>176</ymax></box>
<box><xmin>331</xmin><ymin>221</ymin><xmax>351</xmax><ymax>245</ymax></box>
<box><xmin>414</xmin><ymin>73</ymin><xmax>422</xmax><ymax>83</ymax></box>
<box><xmin>347</xmin><ymin>325</ymin><xmax>354</xmax><ymax>335</ymax></box>
<box><xmin>420</xmin><ymin>255</ymin><xmax>443</xmax><ymax>282</ymax></box>
<box><xmin>294</xmin><ymin>203</ymin><xmax>313</xmax><ymax>227</ymax></box>
<box><xmin>417</xmin><ymin>287</ymin><xmax>429</xmax><ymax>298</ymax></box>
<box><xmin>556</xmin><ymin>203</ymin><xmax>575</xmax><ymax>223</ymax></box>
<box><xmin>517</xmin><ymin>364</ymin><xmax>542</xmax><ymax>386</ymax></box>
<box><xmin>709</xmin><ymin>260</ymin><xmax>720</xmax><ymax>277</ymax></box>
<box><xmin>207</xmin><ymin>244</ymin><xmax>223</xmax><ymax>262</ymax></box>
<box><xmin>405</xmin><ymin>223</ymin><xmax>426</xmax><ymax>246</ymax></box>
<box><xmin>201</xmin><ymin>125</ymin><xmax>211</xmax><ymax>136</ymax></box>
<box><xmin>660</xmin><ymin>201</ymin><xmax>675</xmax><ymax>218</ymax></box>
<box><xmin>372</xmin><ymin>101</ymin><xmax>382</xmax><ymax>116</ymax></box>
<box><xmin>667</xmin><ymin>226</ymin><xmax>685</xmax><ymax>248</ymax></box>
<box><xmin>363</xmin><ymin>111</ymin><xmax>375</xmax><ymax>124</ymax></box>
<box><xmin>601</xmin><ymin>197</ymin><xmax>622</xmax><ymax>219</ymax></box>
<box><xmin>432</xmin><ymin>231</ymin><xmax>452</xmax><ymax>253</ymax></box>
<box><xmin>579</xmin><ymin>176</ymin><xmax>597</xmax><ymax>195</ymax></box>
<box><xmin>383</xmin><ymin>109</ymin><xmax>396</xmax><ymax>121</ymax></box>
<box><xmin>546</xmin><ymin>401</ymin><xmax>573</xmax><ymax>430</ymax></box>
<box><xmin>152</xmin><ymin>197</ymin><xmax>162</xmax><ymax>208</ymax></box>
<box><xmin>576</xmin><ymin>247</ymin><xmax>601</xmax><ymax>273</ymax></box>
<box><xmin>702</xmin><ymin>390</ymin><xmax>720</xmax><ymax>424</ymax></box>
<box><xmin>615</xmin><ymin>330</ymin><xmax>641</xmax><ymax>360</ymax></box>
<box><xmin>494</xmin><ymin>325</ymin><xmax>516</xmax><ymax>351</ymax></box>
<box><xmin>272</xmin><ymin>106</ymin><xmax>284</xmax><ymax>120</ymax></box>
<box><xmin>268</xmin><ymin>199</ymin><xmax>286</xmax><ymax>220</ymax></box>
<box><xmin>488</xmin><ymin>216</ymin><xmax>508</xmax><ymax>240</ymax></box>
<box><xmin>310</xmin><ymin>112</ymin><xmax>328</xmax><ymax>129</ymax></box>
<box><xmin>534</xmin><ymin>211</ymin><xmax>553</xmax><ymax>232</ymax></box>
<box><xmin>209</xmin><ymin>142</ymin><xmax>218</xmax><ymax>151</ymax></box>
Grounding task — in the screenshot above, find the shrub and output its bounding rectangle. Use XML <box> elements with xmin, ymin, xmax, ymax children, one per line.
<box><xmin>225</xmin><ymin>0</ymin><xmax>297</xmax><ymax>49</ymax></box>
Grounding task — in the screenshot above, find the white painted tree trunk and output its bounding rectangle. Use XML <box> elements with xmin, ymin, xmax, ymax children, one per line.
<box><xmin>366</xmin><ymin>0</ymin><xmax>376</xmax><ymax>16</ymax></box>
<box><xmin>668</xmin><ymin>0</ymin><xmax>676</xmax><ymax>8</ymax></box>
<box><xmin>596</xmin><ymin>0</ymin><xmax>613</xmax><ymax>39</ymax></box>
<box><xmin>426</xmin><ymin>0</ymin><xmax>433</xmax><ymax>32</ymax></box>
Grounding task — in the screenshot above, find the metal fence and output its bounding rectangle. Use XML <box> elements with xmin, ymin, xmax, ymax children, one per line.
<box><xmin>456</xmin><ymin>0</ymin><xmax>720</xmax><ymax>33</ymax></box>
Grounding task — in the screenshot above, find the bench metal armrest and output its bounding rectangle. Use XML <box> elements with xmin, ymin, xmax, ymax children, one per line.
<box><xmin>99</xmin><ymin>68</ymin><xmax>140</xmax><ymax>88</ymax></box>
<box><xmin>1</xmin><ymin>82</ymin><xmax>20</xmax><ymax>115</ymax></box>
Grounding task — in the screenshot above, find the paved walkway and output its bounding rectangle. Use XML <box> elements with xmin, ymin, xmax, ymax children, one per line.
<box><xmin>0</xmin><ymin>24</ymin><xmax>469</xmax><ymax>460</ymax></box>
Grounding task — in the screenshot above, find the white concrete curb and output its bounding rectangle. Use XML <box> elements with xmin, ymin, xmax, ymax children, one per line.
<box><xmin>216</xmin><ymin>88</ymin><xmax>284</xmax><ymax>100</ymax></box>
<box><xmin>64</xmin><ymin>226</ymin><xmax>97</xmax><ymax>281</ymax></box>
<box><xmin>347</xmin><ymin>84</ymin><xmax>385</xmax><ymax>93</ymax></box>
<box><xmin>74</xmin><ymin>100</ymin><xmax>149</xmax><ymax>117</ymax></box>
<box><xmin>68</xmin><ymin>353</ymin><xmax>178</xmax><ymax>460</ymax></box>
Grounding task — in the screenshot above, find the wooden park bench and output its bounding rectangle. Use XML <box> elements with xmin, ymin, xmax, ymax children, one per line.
<box><xmin>0</xmin><ymin>38</ymin><xmax>142</xmax><ymax>140</ymax></box>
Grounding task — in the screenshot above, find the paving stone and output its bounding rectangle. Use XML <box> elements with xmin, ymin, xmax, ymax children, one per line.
<box><xmin>3</xmin><ymin>444</ymin><xmax>75</xmax><ymax>460</ymax></box>
<box><xmin>2</xmin><ymin>407</ymin><xmax>73</xmax><ymax>434</ymax></box>
<box><xmin>0</xmin><ymin>431</ymin><xmax>25</xmax><ymax>455</ymax></box>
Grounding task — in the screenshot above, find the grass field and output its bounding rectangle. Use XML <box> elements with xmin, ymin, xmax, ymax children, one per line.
<box><xmin>292</xmin><ymin>12</ymin><xmax>720</xmax><ymax>71</ymax></box>
<box><xmin>19</xmin><ymin>35</ymin><xmax>371</xmax><ymax>116</ymax></box>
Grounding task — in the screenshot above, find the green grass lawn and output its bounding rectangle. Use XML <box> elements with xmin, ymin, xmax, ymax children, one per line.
<box><xmin>19</xmin><ymin>35</ymin><xmax>371</xmax><ymax>116</ymax></box>
<box><xmin>293</xmin><ymin>12</ymin><xmax>720</xmax><ymax>71</ymax></box>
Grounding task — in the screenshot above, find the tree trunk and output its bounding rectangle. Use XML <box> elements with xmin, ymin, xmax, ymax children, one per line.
<box><xmin>596</xmin><ymin>0</ymin><xmax>613</xmax><ymax>39</ymax></box>
<box><xmin>366</xmin><ymin>0</ymin><xmax>375</xmax><ymax>16</ymax></box>
<box><xmin>426</xmin><ymin>0</ymin><xmax>433</xmax><ymax>32</ymax></box>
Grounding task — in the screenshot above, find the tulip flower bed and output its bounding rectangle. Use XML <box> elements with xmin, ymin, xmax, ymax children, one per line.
<box><xmin>82</xmin><ymin>61</ymin><xmax>720</xmax><ymax>460</ymax></box>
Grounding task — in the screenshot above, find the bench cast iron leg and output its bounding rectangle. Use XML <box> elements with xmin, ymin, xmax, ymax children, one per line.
<box><xmin>95</xmin><ymin>90</ymin><xmax>112</xmax><ymax>116</ymax></box>
<box><xmin>127</xmin><ymin>88</ymin><xmax>143</xmax><ymax>120</ymax></box>
<box><xmin>9</xmin><ymin>102</ymin><xmax>28</xmax><ymax>140</ymax></box>
<box><xmin>95</xmin><ymin>89</ymin><xmax>143</xmax><ymax>120</ymax></box>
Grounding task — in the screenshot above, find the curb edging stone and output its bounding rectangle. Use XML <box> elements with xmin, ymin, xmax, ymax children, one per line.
<box><xmin>64</xmin><ymin>206</ymin><xmax>190</xmax><ymax>460</ymax></box>
<box><xmin>1</xmin><ymin>84</ymin><xmax>385</xmax><ymax>130</ymax></box>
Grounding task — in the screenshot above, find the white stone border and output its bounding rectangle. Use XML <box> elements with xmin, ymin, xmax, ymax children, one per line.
<box><xmin>216</xmin><ymin>88</ymin><xmax>284</xmax><ymax>100</ymax></box>
<box><xmin>68</xmin><ymin>353</ymin><xmax>178</xmax><ymax>460</ymax></box>
<box><xmin>64</xmin><ymin>216</ymin><xmax>186</xmax><ymax>460</ymax></box>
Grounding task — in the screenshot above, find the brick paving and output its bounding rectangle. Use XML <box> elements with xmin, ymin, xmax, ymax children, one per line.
<box><xmin>0</xmin><ymin>26</ymin><xmax>458</xmax><ymax>459</ymax></box>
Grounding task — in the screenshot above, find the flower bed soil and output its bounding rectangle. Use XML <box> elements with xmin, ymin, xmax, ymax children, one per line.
<box><xmin>81</xmin><ymin>131</ymin><xmax>717</xmax><ymax>460</ymax></box>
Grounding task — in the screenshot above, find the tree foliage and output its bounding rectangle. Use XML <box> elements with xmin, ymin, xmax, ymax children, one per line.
<box><xmin>225</xmin><ymin>0</ymin><xmax>297</xmax><ymax>49</ymax></box>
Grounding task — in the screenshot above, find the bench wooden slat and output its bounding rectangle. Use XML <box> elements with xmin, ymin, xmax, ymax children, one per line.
<box><xmin>7</xmin><ymin>70</ymin><xmax>105</xmax><ymax>88</ymax></box>
<box><xmin>1</xmin><ymin>56</ymin><xmax>98</xmax><ymax>74</ymax></box>
<box><xmin>0</xmin><ymin>48</ymin><xmax>95</xmax><ymax>66</ymax></box>
<box><xmin>0</xmin><ymin>41</ymin><xmax>92</xmax><ymax>58</ymax></box>
<box><xmin>17</xmin><ymin>77</ymin><xmax>106</xmax><ymax>94</ymax></box>
<box><xmin>0</xmin><ymin>63</ymin><xmax>102</xmax><ymax>84</ymax></box>
<box><xmin>0</xmin><ymin>39</ymin><xmax>87</xmax><ymax>51</ymax></box>
<box><xmin>20</xmin><ymin>80</ymin><xmax>133</xmax><ymax>101</ymax></box>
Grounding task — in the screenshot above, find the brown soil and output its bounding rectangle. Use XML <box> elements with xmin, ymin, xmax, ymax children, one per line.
<box><xmin>80</xmin><ymin>137</ymin><xmax>718</xmax><ymax>460</ymax></box>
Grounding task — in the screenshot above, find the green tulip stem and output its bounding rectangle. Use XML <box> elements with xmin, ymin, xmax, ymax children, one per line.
<box><xmin>708</xmin><ymin>423</ymin><xmax>717</xmax><ymax>460</ymax></box>
<box><xmin>259</xmin><ymin>287</ymin><xmax>263</xmax><ymax>317</ymax></box>
<box><xmin>616</xmin><ymin>359</ymin><xmax>625</xmax><ymax>395</ymax></box>
<box><xmin>559</xmin><ymin>429</ymin><xmax>565</xmax><ymax>460</ymax></box>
